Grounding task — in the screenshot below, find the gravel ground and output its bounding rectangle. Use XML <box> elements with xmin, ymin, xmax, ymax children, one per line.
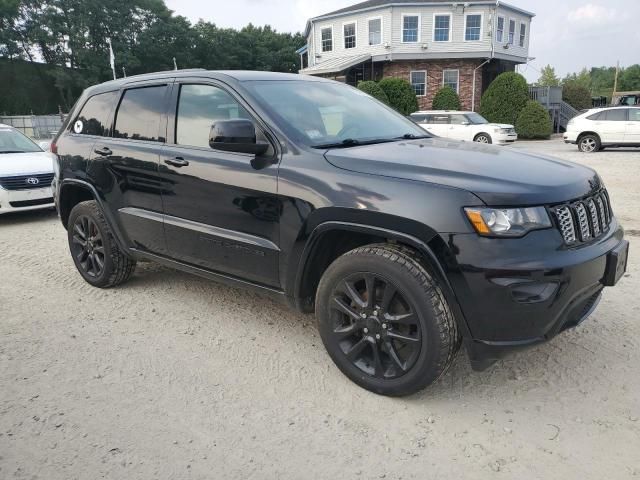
<box><xmin>1</xmin><ymin>138</ymin><xmax>639</xmax><ymax>479</ymax></box>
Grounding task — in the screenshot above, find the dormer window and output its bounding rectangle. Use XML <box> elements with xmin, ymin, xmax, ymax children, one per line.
<box><xmin>402</xmin><ymin>15</ymin><xmax>420</xmax><ymax>43</ymax></box>
<box><xmin>369</xmin><ymin>18</ymin><xmax>382</xmax><ymax>45</ymax></box>
<box><xmin>344</xmin><ymin>22</ymin><xmax>357</xmax><ymax>49</ymax></box>
<box><xmin>321</xmin><ymin>27</ymin><xmax>333</xmax><ymax>52</ymax></box>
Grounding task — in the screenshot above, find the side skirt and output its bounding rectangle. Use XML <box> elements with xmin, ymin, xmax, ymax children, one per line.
<box><xmin>130</xmin><ymin>248</ymin><xmax>287</xmax><ymax>304</ymax></box>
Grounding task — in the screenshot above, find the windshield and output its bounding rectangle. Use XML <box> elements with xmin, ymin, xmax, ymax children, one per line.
<box><xmin>243</xmin><ymin>80</ymin><xmax>430</xmax><ymax>148</ymax></box>
<box><xmin>0</xmin><ymin>127</ymin><xmax>43</xmax><ymax>154</ymax></box>
<box><xmin>466</xmin><ymin>113</ymin><xmax>489</xmax><ymax>125</ymax></box>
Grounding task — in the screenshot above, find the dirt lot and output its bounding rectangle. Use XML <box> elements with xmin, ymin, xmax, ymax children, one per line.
<box><xmin>1</xmin><ymin>139</ymin><xmax>639</xmax><ymax>479</ymax></box>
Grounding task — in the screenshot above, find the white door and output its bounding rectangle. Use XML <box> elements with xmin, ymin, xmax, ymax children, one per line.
<box><xmin>448</xmin><ymin>114</ymin><xmax>472</xmax><ymax>140</ymax></box>
<box><xmin>625</xmin><ymin>109</ymin><xmax>640</xmax><ymax>144</ymax></box>
<box><xmin>595</xmin><ymin>109</ymin><xmax>628</xmax><ymax>143</ymax></box>
<box><xmin>423</xmin><ymin>114</ymin><xmax>451</xmax><ymax>138</ymax></box>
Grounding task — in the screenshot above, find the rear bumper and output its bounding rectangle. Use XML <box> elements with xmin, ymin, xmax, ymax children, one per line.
<box><xmin>563</xmin><ymin>131</ymin><xmax>579</xmax><ymax>144</ymax></box>
<box><xmin>0</xmin><ymin>186</ymin><xmax>54</xmax><ymax>214</ymax></box>
<box><xmin>445</xmin><ymin>221</ymin><xmax>626</xmax><ymax>370</ymax></box>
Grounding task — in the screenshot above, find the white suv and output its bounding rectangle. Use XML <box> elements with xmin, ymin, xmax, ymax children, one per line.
<box><xmin>564</xmin><ymin>107</ymin><xmax>640</xmax><ymax>153</ymax></box>
<box><xmin>410</xmin><ymin>111</ymin><xmax>518</xmax><ymax>145</ymax></box>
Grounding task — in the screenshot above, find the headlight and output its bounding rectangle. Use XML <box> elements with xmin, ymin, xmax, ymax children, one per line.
<box><xmin>464</xmin><ymin>207</ymin><xmax>552</xmax><ymax>237</ymax></box>
<box><xmin>498</xmin><ymin>128</ymin><xmax>512</xmax><ymax>134</ymax></box>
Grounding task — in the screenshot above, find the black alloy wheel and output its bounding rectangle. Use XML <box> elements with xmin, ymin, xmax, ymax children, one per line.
<box><xmin>71</xmin><ymin>215</ymin><xmax>106</xmax><ymax>278</ymax></box>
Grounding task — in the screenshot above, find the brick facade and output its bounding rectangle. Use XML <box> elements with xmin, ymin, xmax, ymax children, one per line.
<box><xmin>383</xmin><ymin>59</ymin><xmax>484</xmax><ymax>112</ymax></box>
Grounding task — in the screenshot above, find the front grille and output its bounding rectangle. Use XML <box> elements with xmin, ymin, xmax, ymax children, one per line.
<box><xmin>0</xmin><ymin>173</ymin><xmax>54</xmax><ymax>191</ymax></box>
<box><xmin>551</xmin><ymin>190</ymin><xmax>612</xmax><ymax>245</ymax></box>
<box><xmin>9</xmin><ymin>197</ymin><xmax>54</xmax><ymax>208</ymax></box>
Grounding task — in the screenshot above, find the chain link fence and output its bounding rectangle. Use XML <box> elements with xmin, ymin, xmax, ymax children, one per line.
<box><xmin>0</xmin><ymin>114</ymin><xmax>67</xmax><ymax>139</ymax></box>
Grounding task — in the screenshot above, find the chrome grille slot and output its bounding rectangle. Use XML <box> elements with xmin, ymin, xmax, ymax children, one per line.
<box><xmin>587</xmin><ymin>199</ymin><xmax>600</xmax><ymax>236</ymax></box>
<box><xmin>574</xmin><ymin>203</ymin><xmax>591</xmax><ymax>241</ymax></box>
<box><xmin>555</xmin><ymin>206</ymin><xmax>576</xmax><ymax>244</ymax></box>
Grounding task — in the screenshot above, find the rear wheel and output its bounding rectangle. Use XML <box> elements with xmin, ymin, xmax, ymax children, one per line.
<box><xmin>315</xmin><ymin>244</ymin><xmax>460</xmax><ymax>396</ymax></box>
<box><xmin>67</xmin><ymin>200</ymin><xmax>136</xmax><ymax>288</ymax></box>
<box><xmin>578</xmin><ymin>134</ymin><xmax>601</xmax><ymax>153</ymax></box>
<box><xmin>474</xmin><ymin>133</ymin><xmax>492</xmax><ymax>144</ymax></box>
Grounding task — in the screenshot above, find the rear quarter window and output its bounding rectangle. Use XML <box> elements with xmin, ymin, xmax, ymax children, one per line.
<box><xmin>73</xmin><ymin>91</ymin><xmax>118</xmax><ymax>136</ymax></box>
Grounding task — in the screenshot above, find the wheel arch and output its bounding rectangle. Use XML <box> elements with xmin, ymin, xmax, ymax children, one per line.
<box><xmin>58</xmin><ymin>179</ymin><xmax>131</xmax><ymax>256</ymax></box>
<box><xmin>473</xmin><ymin>132</ymin><xmax>492</xmax><ymax>143</ymax></box>
<box><xmin>577</xmin><ymin>131</ymin><xmax>601</xmax><ymax>142</ymax></box>
<box><xmin>290</xmin><ymin>218</ymin><xmax>472</xmax><ymax>338</ymax></box>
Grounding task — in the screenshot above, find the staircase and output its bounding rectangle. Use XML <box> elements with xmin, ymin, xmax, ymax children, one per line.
<box><xmin>528</xmin><ymin>86</ymin><xmax>580</xmax><ymax>132</ymax></box>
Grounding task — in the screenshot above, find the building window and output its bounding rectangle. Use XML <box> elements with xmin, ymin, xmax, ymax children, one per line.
<box><xmin>496</xmin><ymin>16</ymin><xmax>505</xmax><ymax>43</ymax></box>
<box><xmin>519</xmin><ymin>22</ymin><xmax>526</xmax><ymax>47</ymax></box>
<box><xmin>443</xmin><ymin>69</ymin><xmax>459</xmax><ymax>93</ymax></box>
<box><xmin>402</xmin><ymin>15</ymin><xmax>419</xmax><ymax>43</ymax></box>
<box><xmin>410</xmin><ymin>71</ymin><xmax>427</xmax><ymax>97</ymax></box>
<box><xmin>434</xmin><ymin>15</ymin><xmax>451</xmax><ymax>42</ymax></box>
<box><xmin>508</xmin><ymin>19</ymin><xmax>516</xmax><ymax>44</ymax></box>
<box><xmin>344</xmin><ymin>22</ymin><xmax>356</xmax><ymax>49</ymax></box>
<box><xmin>321</xmin><ymin>27</ymin><xmax>333</xmax><ymax>52</ymax></box>
<box><xmin>465</xmin><ymin>14</ymin><xmax>482</xmax><ymax>41</ymax></box>
<box><xmin>368</xmin><ymin>18</ymin><xmax>382</xmax><ymax>45</ymax></box>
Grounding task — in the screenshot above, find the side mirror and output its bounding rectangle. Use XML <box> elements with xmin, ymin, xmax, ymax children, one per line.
<box><xmin>209</xmin><ymin>119</ymin><xmax>270</xmax><ymax>156</ymax></box>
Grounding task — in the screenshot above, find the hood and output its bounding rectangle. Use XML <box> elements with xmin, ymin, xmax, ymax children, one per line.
<box><xmin>486</xmin><ymin>123</ymin><xmax>514</xmax><ymax>129</ymax></box>
<box><xmin>324</xmin><ymin>137</ymin><xmax>601</xmax><ymax>205</ymax></box>
<box><xmin>0</xmin><ymin>151</ymin><xmax>55</xmax><ymax>177</ymax></box>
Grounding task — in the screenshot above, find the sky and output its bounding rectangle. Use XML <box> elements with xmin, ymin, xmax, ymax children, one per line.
<box><xmin>165</xmin><ymin>0</ymin><xmax>640</xmax><ymax>82</ymax></box>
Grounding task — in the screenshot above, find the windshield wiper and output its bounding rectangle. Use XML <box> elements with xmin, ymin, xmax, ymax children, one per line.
<box><xmin>395</xmin><ymin>133</ymin><xmax>431</xmax><ymax>140</ymax></box>
<box><xmin>312</xmin><ymin>138</ymin><xmax>400</xmax><ymax>149</ymax></box>
<box><xmin>0</xmin><ymin>150</ymin><xmax>26</xmax><ymax>154</ymax></box>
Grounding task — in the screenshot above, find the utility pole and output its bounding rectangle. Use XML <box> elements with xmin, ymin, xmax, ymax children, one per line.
<box><xmin>613</xmin><ymin>61</ymin><xmax>620</xmax><ymax>94</ymax></box>
<box><xmin>173</xmin><ymin>57</ymin><xmax>178</xmax><ymax>71</ymax></box>
<box><xmin>122</xmin><ymin>66</ymin><xmax>127</xmax><ymax>78</ymax></box>
<box><xmin>106</xmin><ymin>38</ymin><xmax>116</xmax><ymax>80</ymax></box>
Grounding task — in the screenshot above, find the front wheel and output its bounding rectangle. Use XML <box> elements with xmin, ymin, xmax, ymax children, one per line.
<box><xmin>315</xmin><ymin>244</ymin><xmax>460</xmax><ymax>396</ymax></box>
<box><xmin>474</xmin><ymin>133</ymin><xmax>492</xmax><ymax>144</ymax></box>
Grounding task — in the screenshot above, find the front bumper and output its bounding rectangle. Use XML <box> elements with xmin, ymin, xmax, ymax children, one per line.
<box><xmin>446</xmin><ymin>220</ymin><xmax>626</xmax><ymax>370</ymax></box>
<box><xmin>0</xmin><ymin>186</ymin><xmax>55</xmax><ymax>214</ymax></box>
<box><xmin>494</xmin><ymin>132</ymin><xmax>518</xmax><ymax>145</ymax></box>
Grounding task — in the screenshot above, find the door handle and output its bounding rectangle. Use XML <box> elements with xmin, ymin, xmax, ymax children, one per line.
<box><xmin>164</xmin><ymin>157</ymin><xmax>190</xmax><ymax>168</ymax></box>
<box><xmin>94</xmin><ymin>146</ymin><xmax>112</xmax><ymax>156</ymax></box>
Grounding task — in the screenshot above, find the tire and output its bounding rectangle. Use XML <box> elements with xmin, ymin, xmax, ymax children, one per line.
<box><xmin>315</xmin><ymin>244</ymin><xmax>460</xmax><ymax>396</ymax></box>
<box><xmin>67</xmin><ymin>200</ymin><xmax>136</xmax><ymax>288</ymax></box>
<box><xmin>578</xmin><ymin>134</ymin><xmax>601</xmax><ymax>153</ymax></box>
<box><xmin>474</xmin><ymin>133</ymin><xmax>492</xmax><ymax>144</ymax></box>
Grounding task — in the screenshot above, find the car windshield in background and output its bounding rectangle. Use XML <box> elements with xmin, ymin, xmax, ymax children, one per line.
<box><xmin>466</xmin><ymin>113</ymin><xmax>489</xmax><ymax>125</ymax></box>
<box><xmin>244</xmin><ymin>80</ymin><xmax>430</xmax><ymax>148</ymax></box>
<box><xmin>0</xmin><ymin>128</ymin><xmax>42</xmax><ymax>154</ymax></box>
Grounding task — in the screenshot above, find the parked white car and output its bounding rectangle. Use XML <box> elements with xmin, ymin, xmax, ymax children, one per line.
<box><xmin>0</xmin><ymin>124</ymin><xmax>56</xmax><ymax>214</ymax></box>
<box><xmin>410</xmin><ymin>111</ymin><xmax>518</xmax><ymax>145</ymax></box>
<box><xmin>564</xmin><ymin>107</ymin><xmax>640</xmax><ymax>153</ymax></box>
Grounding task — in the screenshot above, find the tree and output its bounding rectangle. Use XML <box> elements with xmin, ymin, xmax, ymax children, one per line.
<box><xmin>431</xmin><ymin>86</ymin><xmax>461</xmax><ymax>110</ymax></box>
<box><xmin>357</xmin><ymin>81</ymin><xmax>390</xmax><ymax>105</ymax></box>
<box><xmin>563</xmin><ymin>82</ymin><xmax>592</xmax><ymax>110</ymax></box>
<box><xmin>516</xmin><ymin>101</ymin><xmax>552</xmax><ymax>139</ymax></box>
<box><xmin>619</xmin><ymin>65</ymin><xmax>640</xmax><ymax>91</ymax></box>
<box><xmin>537</xmin><ymin>65</ymin><xmax>560</xmax><ymax>87</ymax></box>
<box><xmin>378</xmin><ymin>77</ymin><xmax>419</xmax><ymax>115</ymax></box>
<box><xmin>479</xmin><ymin>72</ymin><xmax>529</xmax><ymax>125</ymax></box>
<box><xmin>562</xmin><ymin>68</ymin><xmax>591</xmax><ymax>90</ymax></box>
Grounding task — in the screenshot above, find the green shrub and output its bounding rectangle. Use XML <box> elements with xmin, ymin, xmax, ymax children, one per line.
<box><xmin>479</xmin><ymin>71</ymin><xmax>529</xmax><ymax>125</ymax></box>
<box><xmin>562</xmin><ymin>82</ymin><xmax>592</xmax><ymax>110</ymax></box>
<box><xmin>378</xmin><ymin>77</ymin><xmax>419</xmax><ymax>115</ymax></box>
<box><xmin>432</xmin><ymin>86</ymin><xmax>461</xmax><ymax>110</ymax></box>
<box><xmin>357</xmin><ymin>80</ymin><xmax>390</xmax><ymax>105</ymax></box>
<box><xmin>516</xmin><ymin>101</ymin><xmax>553</xmax><ymax>139</ymax></box>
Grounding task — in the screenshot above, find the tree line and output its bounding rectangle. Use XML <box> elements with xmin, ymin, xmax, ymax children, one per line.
<box><xmin>0</xmin><ymin>0</ymin><xmax>305</xmax><ymax>113</ymax></box>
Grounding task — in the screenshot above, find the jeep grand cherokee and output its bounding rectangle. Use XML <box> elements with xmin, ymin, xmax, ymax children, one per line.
<box><xmin>52</xmin><ymin>71</ymin><xmax>628</xmax><ymax>396</ymax></box>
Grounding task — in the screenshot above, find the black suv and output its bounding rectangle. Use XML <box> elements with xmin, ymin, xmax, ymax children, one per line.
<box><xmin>52</xmin><ymin>71</ymin><xmax>628</xmax><ymax>396</ymax></box>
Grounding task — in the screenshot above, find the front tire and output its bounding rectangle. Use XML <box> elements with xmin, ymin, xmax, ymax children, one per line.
<box><xmin>67</xmin><ymin>200</ymin><xmax>136</xmax><ymax>288</ymax></box>
<box><xmin>474</xmin><ymin>133</ymin><xmax>492</xmax><ymax>144</ymax></box>
<box><xmin>578</xmin><ymin>134</ymin><xmax>601</xmax><ymax>153</ymax></box>
<box><xmin>315</xmin><ymin>244</ymin><xmax>460</xmax><ymax>396</ymax></box>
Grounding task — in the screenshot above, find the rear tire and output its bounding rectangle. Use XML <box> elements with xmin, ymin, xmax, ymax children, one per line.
<box><xmin>474</xmin><ymin>133</ymin><xmax>492</xmax><ymax>144</ymax></box>
<box><xmin>578</xmin><ymin>134</ymin><xmax>601</xmax><ymax>153</ymax></box>
<box><xmin>315</xmin><ymin>244</ymin><xmax>460</xmax><ymax>396</ymax></box>
<box><xmin>67</xmin><ymin>200</ymin><xmax>136</xmax><ymax>288</ymax></box>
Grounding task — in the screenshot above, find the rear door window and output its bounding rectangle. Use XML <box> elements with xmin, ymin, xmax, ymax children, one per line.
<box><xmin>450</xmin><ymin>114</ymin><xmax>467</xmax><ymax>125</ymax></box>
<box><xmin>604</xmin><ymin>109</ymin><xmax>628</xmax><ymax>121</ymax></box>
<box><xmin>629</xmin><ymin>109</ymin><xmax>640</xmax><ymax>121</ymax></box>
<box><xmin>73</xmin><ymin>91</ymin><xmax>118</xmax><ymax>136</ymax></box>
<box><xmin>114</xmin><ymin>86</ymin><xmax>168</xmax><ymax>142</ymax></box>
